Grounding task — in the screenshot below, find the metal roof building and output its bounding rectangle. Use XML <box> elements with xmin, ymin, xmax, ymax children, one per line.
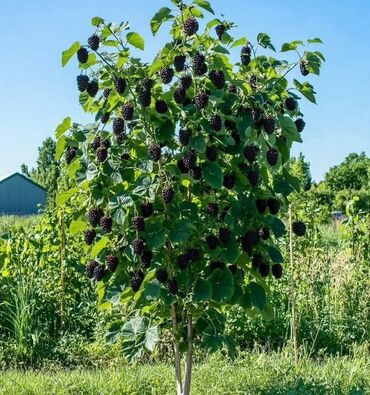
<box><xmin>0</xmin><ymin>172</ymin><xmax>47</xmax><ymax>215</ymax></box>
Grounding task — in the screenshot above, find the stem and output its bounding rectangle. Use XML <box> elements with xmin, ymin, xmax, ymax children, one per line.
<box><xmin>59</xmin><ymin>209</ymin><xmax>66</xmax><ymax>331</ymax></box>
<box><xmin>289</xmin><ymin>205</ymin><xmax>298</xmax><ymax>366</ymax></box>
<box><xmin>171</xmin><ymin>304</ymin><xmax>183</xmax><ymax>395</ymax></box>
<box><xmin>183</xmin><ymin>314</ymin><xmax>193</xmax><ymax>395</ymax></box>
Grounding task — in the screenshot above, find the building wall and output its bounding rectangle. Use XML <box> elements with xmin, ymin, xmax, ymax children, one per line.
<box><xmin>0</xmin><ymin>174</ymin><xmax>47</xmax><ymax>215</ymax></box>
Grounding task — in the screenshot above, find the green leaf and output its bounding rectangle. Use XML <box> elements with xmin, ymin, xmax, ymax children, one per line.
<box><xmin>208</xmin><ymin>269</ymin><xmax>234</xmax><ymax>302</ymax></box>
<box><xmin>55</xmin><ymin>117</ymin><xmax>71</xmax><ymax>138</ymax></box>
<box><xmin>221</xmin><ymin>240</ymin><xmax>240</xmax><ymax>263</ymax></box>
<box><xmin>144</xmin><ymin>221</ymin><xmax>166</xmax><ymax>248</ymax></box>
<box><xmin>281</xmin><ymin>40</ymin><xmax>303</xmax><ymax>52</ymax></box>
<box><xmin>293</xmin><ymin>79</ymin><xmax>317</xmax><ymax>104</ymax></box>
<box><xmin>278</xmin><ymin>115</ymin><xmax>302</xmax><ymax>142</ymax></box>
<box><xmin>91</xmin><ymin>237</ymin><xmax>109</xmax><ymax>258</ymax></box>
<box><xmin>247</xmin><ymin>282</ymin><xmax>266</xmax><ymax>310</ymax></box>
<box><xmin>106</xmin><ymin>319</ymin><xmax>123</xmax><ymax>344</ymax></box>
<box><xmin>307</xmin><ymin>37</ymin><xmax>323</xmax><ymax>44</ymax></box>
<box><xmin>126</xmin><ymin>32</ymin><xmax>145</xmax><ymax>50</ymax></box>
<box><xmin>62</xmin><ymin>41</ymin><xmax>80</xmax><ymax>67</ymax></box>
<box><xmin>169</xmin><ymin>220</ymin><xmax>194</xmax><ymax>243</ymax></box>
<box><xmin>266</xmin><ymin>245</ymin><xmax>284</xmax><ymax>263</ymax></box>
<box><xmin>203</xmin><ymin>162</ymin><xmax>223</xmax><ymax>189</ymax></box>
<box><xmin>192</xmin><ymin>279</ymin><xmax>212</xmax><ymax>302</ymax></box>
<box><xmin>91</xmin><ymin>16</ymin><xmax>104</xmax><ymax>27</ymax></box>
<box><xmin>55</xmin><ymin>136</ymin><xmax>66</xmax><ymax>161</ymax></box>
<box><xmin>150</xmin><ymin>7</ymin><xmax>173</xmax><ymax>35</ymax></box>
<box><xmin>269</xmin><ymin>217</ymin><xmax>286</xmax><ymax>238</ymax></box>
<box><xmin>55</xmin><ymin>188</ymin><xmax>78</xmax><ymax>206</ymax></box>
<box><xmin>70</xmin><ymin>217</ymin><xmax>86</xmax><ymax>236</ymax></box>
<box><xmin>190</xmin><ymin>135</ymin><xmax>206</xmax><ymax>153</ymax></box>
<box><xmin>193</xmin><ymin>0</ymin><xmax>214</xmax><ymax>14</ymax></box>
<box><xmin>257</xmin><ymin>33</ymin><xmax>275</xmax><ymax>51</ymax></box>
<box><xmin>231</xmin><ymin>37</ymin><xmax>247</xmax><ymax>48</ymax></box>
<box><xmin>143</xmin><ymin>280</ymin><xmax>161</xmax><ymax>301</ymax></box>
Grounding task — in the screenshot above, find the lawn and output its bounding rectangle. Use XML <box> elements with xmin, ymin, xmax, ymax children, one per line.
<box><xmin>0</xmin><ymin>352</ymin><xmax>368</xmax><ymax>394</ymax></box>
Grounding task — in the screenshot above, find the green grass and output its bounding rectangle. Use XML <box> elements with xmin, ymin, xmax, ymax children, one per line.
<box><xmin>0</xmin><ymin>352</ymin><xmax>368</xmax><ymax>395</ymax></box>
<box><xmin>0</xmin><ymin>215</ymin><xmax>41</xmax><ymax>235</ymax></box>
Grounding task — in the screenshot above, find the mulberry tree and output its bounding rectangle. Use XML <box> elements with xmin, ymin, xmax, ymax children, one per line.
<box><xmin>56</xmin><ymin>1</ymin><xmax>323</xmax><ymax>393</ymax></box>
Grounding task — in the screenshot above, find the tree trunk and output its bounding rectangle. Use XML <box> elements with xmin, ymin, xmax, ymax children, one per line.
<box><xmin>171</xmin><ymin>304</ymin><xmax>183</xmax><ymax>395</ymax></box>
<box><xmin>183</xmin><ymin>314</ymin><xmax>193</xmax><ymax>395</ymax></box>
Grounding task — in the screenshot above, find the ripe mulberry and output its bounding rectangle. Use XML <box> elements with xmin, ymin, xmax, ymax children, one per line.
<box><xmin>167</xmin><ymin>278</ymin><xmax>179</xmax><ymax>295</ymax></box>
<box><xmin>93</xmin><ymin>265</ymin><xmax>106</xmax><ymax>281</ymax></box>
<box><xmin>140</xmin><ymin>250</ymin><xmax>153</xmax><ymax>268</ymax></box>
<box><xmin>174</xmin><ymin>87</ymin><xmax>186</xmax><ymax>104</ymax></box>
<box><xmin>259</xmin><ymin>227</ymin><xmax>270</xmax><ymax>240</ymax></box>
<box><xmin>156</xmin><ymin>269</ymin><xmax>168</xmax><ymax>283</ymax></box>
<box><xmin>100</xmin><ymin>112</ymin><xmax>110</xmax><ymax>124</ymax></box>
<box><xmin>132</xmin><ymin>216</ymin><xmax>145</xmax><ymax>231</ymax></box>
<box><xmin>65</xmin><ymin>147</ymin><xmax>76</xmax><ymax>164</ymax></box>
<box><xmin>139</xmin><ymin>89</ymin><xmax>151</xmax><ymax>107</ymax></box>
<box><xmin>148</xmin><ymin>144</ymin><xmax>161</xmax><ymax>162</ymax></box>
<box><xmin>177</xmin><ymin>159</ymin><xmax>188</xmax><ymax>174</ymax></box>
<box><xmin>103</xmin><ymin>88</ymin><xmax>111</xmax><ymax>99</ymax></box>
<box><xmin>285</xmin><ymin>97</ymin><xmax>297</xmax><ymax>111</ymax></box>
<box><xmin>142</xmin><ymin>78</ymin><xmax>154</xmax><ymax>91</ymax></box>
<box><xmin>88</xmin><ymin>34</ymin><xmax>100</xmax><ymax>51</ymax></box>
<box><xmin>87</xmin><ymin>208</ymin><xmax>104</xmax><ymax>228</ymax></box>
<box><xmin>91</xmin><ymin>137</ymin><xmax>101</xmax><ymax>151</ymax></box>
<box><xmin>251</xmin><ymin>108</ymin><xmax>263</xmax><ymax>125</ymax></box>
<box><xmin>174</xmin><ymin>55</ymin><xmax>186</xmax><ymax>72</ymax></box>
<box><xmin>292</xmin><ymin>221</ymin><xmax>306</xmax><ymax>236</ymax></box>
<box><xmin>141</xmin><ymin>202</ymin><xmax>154</xmax><ymax>218</ymax></box>
<box><xmin>155</xmin><ymin>100</ymin><xmax>168</xmax><ymax>114</ymax></box>
<box><xmin>183</xmin><ymin>17</ymin><xmax>199</xmax><ymax>36</ymax></box>
<box><xmin>132</xmin><ymin>238</ymin><xmax>145</xmax><ymax>255</ymax></box>
<box><xmin>240</xmin><ymin>46</ymin><xmax>251</xmax><ymax>66</ymax></box>
<box><xmin>227</xmin><ymin>84</ymin><xmax>237</xmax><ymax>94</ymax></box>
<box><xmin>295</xmin><ymin>118</ymin><xmax>306</xmax><ymax>133</ymax></box>
<box><xmin>160</xmin><ymin>67</ymin><xmax>174</xmax><ymax>84</ymax></box>
<box><xmin>247</xmin><ymin>170</ymin><xmax>260</xmax><ymax>186</ymax></box>
<box><xmin>206</xmin><ymin>235</ymin><xmax>219</xmax><ymax>249</ymax></box>
<box><xmin>210</xmin><ymin>261</ymin><xmax>225</xmax><ymax>271</ymax></box>
<box><xmin>179</xmin><ymin>128</ymin><xmax>191</xmax><ymax>146</ymax></box>
<box><xmin>162</xmin><ymin>186</ymin><xmax>175</xmax><ymax>204</ymax></box>
<box><xmin>96</xmin><ymin>147</ymin><xmax>108</xmax><ymax>163</ymax></box>
<box><xmin>121</xmin><ymin>103</ymin><xmax>134</xmax><ymax>120</ymax></box>
<box><xmin>206</xmin><ymin>203</ymin><xmax>219</xmax><ymax>216</ymax></box>
<box><xmin>114</xmin><ymin>77</ymin><xmax>127</xmax><ymax>95</ymax></box>
<box><xmin>252</xmin><ymin>254</ymin><xmax>263</xmax><ymax>269</ymax></box>
<box><xmin>100</xmin><ymin>216</ymin><xmax>113</xmax><ymax>233</ymax></box>
<box><xmin>272</xmin><ymin>263</ymin><xmax>283</xmax><ymax>279</ymax></box>
<box><xmin>241</xmin><ymin>230</ymin><xmax>260</xmax><ymax>252</ymax></box>
<box><xmin>107</xmin><ymin>255</ymin><xmax>119</xmax><ymax>272</ymax></box>
<box><xmin>256</xmin><ymin>199</ymin><xmax>268</xmax><ymax>214</ymax></box>
<box><xmin>86</xmin><ymin>261</ymin><xmax>98</xmax><ymax>278</ymax></box>
<box><xmin>77</xmin><ymin>75</ymin><xmax>89</xmax><ymax>92</ymax></box>
<box><xmin>112</xmin><ymin>118</ymin><xmax>125</xmax><ymax>135</ymax></box>
<box><xmin>86</xmin><ymin>80</ymin><xmax>99</xmax><ymax>97</ymax></box>
<box><xmin>193</xmin><ymin>53</ymin><xmax>206</xmax><ymax>75</ymax></box>
<box><xmin>187</xmin><ymin>248</ymin><xmax>200</xmax><ymax>263</ymax></box>
<box><xmin>219</xmin><ymin>227</ymin><xmax>231</xmax><ymax>244</ymax></box>
<box><xmin>267</xmin><ymin>148</ymin><xmax>279</xmax><ymax>166</ymax></box>
<box><xmin>205</xmin><ymin>146</ymin><xmax>218</xmax><ymax>162</ymax></box>
<box><xmin>263</xmin><ymin>116</ymin><xmax>276</xmax><ymax>135</ymax></box>
<box><xmin>183</xmin><ymin>151</ymin><xmax>197</xmax><ymax>170</ymax></box>
<box><xmin>244</xmin><ymin>144</ymin><xmax>260</xmax><ymax>163</ymax></box>
<box><xmin>209</xmin><ymin>70</ymin><xmax>225</xmax><ymax>89</ymax></box>
<box><xmin>300</xmin><ymin>61</ymin><xmax>309</xmax><ymax>76</ymax></box>
<box><xmin>268</xmin><ymin>198</ymin><xmax>280</xmax><ymax>215</ymax></box>
<box><xmin>210</xmin><ymin>114</ymin><xmax>222</xmax><ymax>131</ymax></box>
<box><xmin>215</xmin><ymin>24</ymin><xmax>226</xmax><ymax>40</ymax></box>
<box><xmin>181</xmin><ymin>75</ymin><xmax>193</xmax><ymax>90</ymax></box>
<box><xmin>259</xmin><ymin>262</ymin><xmax>270</xmax><ymax>277</ymax></box>
<box><xmin>191</xmin><ymin>166</ymin><xmax>202</xmax><ymax>180</ymax></box>
<box><xmin>177</xmin><ymin>254</ymin><xmax>189</xmax><ymax>270</ymax></box>
<box><xmin>84</xmin><ymin>229</ymin><xmax>96</xmax><ymax>245</ymax></box>
<box><xmin>131</xmin><ymin>272</ymin><xmax>144</xmax><ymax>292</ymax></box>
<box><xmin>195</xmin><ymin>92</ymin><xmax>209</xmax><ymax>109</ymax></box>
<box><xmin>223</xmin><ymin>173</ymin><xmax>235</xmax><ymax>189</ymax></box>
<box><xmin>77</xmin><ymin>47</ymin><xmax>89</xmax><ymax>63</ymax></box>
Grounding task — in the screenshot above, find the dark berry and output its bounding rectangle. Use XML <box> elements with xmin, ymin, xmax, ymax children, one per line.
<box><xmin>262</xmin><ymin>116</ymin><xmax>276</xmax><ymax>135</ymax></box>
<box><xmin>174</xmin><ymin>55</ymin><xmax>186</xmax><ymax>72</ymax></box>
<box><xmin>268</xmin><ymin>198</ymin><xmax>280</xmax><ymax>215</ymax></box>
<box><xmin>101</xmin><ymin>139</ymin><xmax>111</xmax><ymax>149</ymax></box>
<box><xmin>100</xmin><ymin>112</ymin><xmax>110</xmax><ymax>124</ymax></box>
<box><xmin>243</xmin><ymin>145</ymin><xmax>260</xmax><ymax>163</ymax></box>
<box><xmin>132</xmin><ymin>238</ymin><xmax>145</xmax><ymax>255</ymax></box>
<box><xmin>209</xmin><ymin>70</ymin><xmax>225</xmax><ymax>89</ymax></box>
<box><xmin>141</xmin><ymin>202</ymin><xmax>154</xmax><ymax>218</ymax></box>
<box><xmin>206</xmin><ymin>203</ymin><xmax>219</xmax><ymax>216</ymax></box>
<box><xmin>177</xmin><ymin>254</ymin><xmax>189</xmax><ymax>270</ymax></box>
<box><xmin>247</xmin><ymin>170</ymin><xmax>260</xmax><ymax>186</ymax></box>
<box><xmin>231</xmin><ymin>130</ymin><xmax>241</xmax><ymax>145</ymax></box>
<box><xmin>65</xmin><ymin>147</ymin><xmax>76</xmax><ymax>164</ymax></box>
<box><xmin>229</xmin><ymin>264</ymin><xmax>238</xmax><ymax>275</ymax></box>
<box><xmin>241</xmin><ymin>230</ymin><xmax>260</xmax><ymax>252</ymax></box>
<box><xmin>187</xmin><ymin>248</ymin><xmax>200</xmax><ymax>263</ymax></box>
<box><xmin>139</xmin><ymin>89</ymin><xmax>151</xmax><ymax>107</ymax></box>
<box><xmin>240</xmin><ymin>46</ymin><xmax>251</xmax><ymax>66</ymax></box>
<box><xmin>116</xmin><ymin>133</ymin><xmax>125</xmax><ymax>145</ymax></box>
<box><xmin>148</xmin><ymin>144</ymin><xmax>161</xmax><ymax>162</ymax></box>
<box><xmin>131</xmin><ymin>272</ymin><xmax>144</xmax><ymax>292</ymax></box>
<box><xmin>223</xmin><ymin>174</ymin><xmax>235</xmax><ymax>189</ymax></box>
<box><xmin>191</xmin><ymin>166</ymin><xmax>202</xmax><ymax>180</ymax></box>
<box><xmin>251</xmin><ymin>108</ymin><xmax>263</xmax><ymax>125</ymax></box>
<box><xmin>132</xmin><ymin>216</ymin><xmax>145</xmax><ymax>232</ymax></box>
<box><xmin>210</xmin><ymin>261</ymin><xmax>225</xmax><ymax>271</ymax></box>
<box><xmin>86</xmin><ymin>261</ymin><xmax>98</xmax><ymax>278</ymax></box>
<box><xmin>167</xmin><ymin>278</ymin><xmax>179</xmax><ymax>295</ymax></box>
<box><xmin>87</xmin><ymin>208</ymin><xmax>104</xmax><ymax>228</ymax></box>
<box><xmin>122</xmin><ymin>103</ymin><xmax>134</xmax><ymax>120</ymax></box>
<box><xmin>88</xmin><ymin>34</ymin><xmax>100</xmax><ymax>51</ymax></box>
<box><xmin>285</xmin><ymin>97</ymin><xmax>297</xmax><ymax>112</ymax></box>
<box><xmin>252</xmin><ymin>254</ymin><xmax>263</xmax><ymax>270</ymax></box>
<box><xmin>272</xmin><ymin>264</ymin><xmax>283</xmax><ymax>279</ymax></box>
<box><xmin>227</xmin><ymin>84</ymin><xmax>237</xmax><ymax>94</ymax></box>
<box><xmin>179</xmin><ymin>128</ymin><xmax>191</xmax><ymax>146</ymax></box>
<box><xmin>205</xmin><ymin>146</ymin><xmax>218</xmax><ymax>161</ymax></box>
<box><xmin>295</xmin><ymin>118</ymin><xmax>306</xmax><ymax>133</ymax></box>
<box><xmin>210</xmin><ymin>114</ymin><xmax>222</xmax><ymax>131</ymax></box>
<box><xmin>259</xmin><ymin>262</ymin><xmax>270</xmax><ymax>277</ymax></box>
<box><xmin>181</xmin><ymin>75</ymin><xmax>193</xmax><ymax>90</ymax></box>
<box><xmin>206</xmin><ymin>235</ymin><xmax>219</xmax><ymax>249</ymax></box>
<box><xmin>142</xmin><ymin>78</ymin><xmax>154</xmax><ymax>90</ymax></box>
<box><xmin>267</xmin><ymin>148</ymin><xmax>279</xmax><ymax>166</ymax></box>
<box><xmin>292</xmin><ymin>221</ymin><xmax>306</xmax><ymax>237</ymax></box>
<box><xmin>103</xmin><ymin>88</ymin><xmax>111</xmax><ymax>99</ymax></box>
<box><xmin>249</xmin><ymin>75</ymin><xmax>257</xmax><ymax>90</ymax></box>
<box><xmin>259</xmin><ymin>227</ymin><xmax>270</xmax><ymax>240</ymax></box>
<box><xmin>156</xmin><ymin>269</ymin><xmax>168</xmax><ymax>283</ymax></box>
<box><xmin>160</xmin><ymin>67</ymin><xmax>174</xmax><ymax>84</ymax></box>
<box><xmin>77</xmin><ymin>75</ymin><xmax>89</xmax><ymax>92</ymax></box>
<box><xmin>107</xmin><ymin>255</ymin><xmax>119</xmax><ymax>272</ymax></box>
<box><xmin>183</xmin><ymin>151</ymin><xmax>197</xmax><ymax>170</ymax></box>
<box><xmin>86</xmin><ymin>80</ymin><xmax>99</xmax><ymax>97</ymax></box>
<box><xmin>183</xmin><ymin>17</ymin><xmax>199</xmax><ymax>36</ymax></box>
<box><xmin>219</xmin><ymin>227</ymin><xmax>231</xmax><ymax>244</ymax></box>
<box><xmin>215</xmin><ymin>24</ymin><xmax>226</xmax><ymax>40</ymax></box>
<box><xmin>162</xmin><ymin>186</ymin><xmax>175</xmax><ymax>204</ymax></box>
<box><xmin>256</xmin><ymin>199</ymin><xmax>267</xmax><ymax>214</ymax></box>
<box><xmin>300</xmin><ymin>61</ymin><xmax>309</xmax><ymax>76</ymax></box>
<box><xmin>100</xmin><ymin>216</ymin><xmax>113</xmax><ymax>233</ymax></box>
<box><xmin>84</xmin><ymin>229</ymin><xmax>96</xmax><ymax>245</ymax></box>
<box><xmin>93</xmin><ymin>265</ymin><xmax>106</xmax><ymax>281</ymax></box>
<box><xmin>195</xmin><ymin>92</ymin><xmax>209</xmax><ymax>109</ymax></box>
<box><xmin>96</xmin><ymin>147</ymin><xmax>108</xmax><ymax>163</ymax></box>
<box><xmin>91</xmin><ymin>137</ymin><xmax>101</xmax><ymax>151</ymax></box>
<box><xmin>77</xmin><ymin>47</ymin><xmax>89</xmax><ymax>63</ymax></box>
<box><xmin>140</xmin><ymin>250</ymin><xmax>153</xmax><ymax>268</ymax></box>
<box><xmin>114</xmin><ymin>77</ymin><xmax>127</xmax><ymax>95</ymax></box>
<box><xmin>193</xmin><ymin>53</ymin><xmax>206</xmax><ymax>75</ymax></box>
<box><xmin>155</xmin><ymin>100</ymin><xmax>168</xmax><ymax>114</ymax></box>
<box><xmin>113</xmin><ymin>118</ymin><xmax>125</xmax><ymax>135</ymax></box>
<box><xmin>174</xmin><ymin>87</ymin><xmax>186</xmax><ymax>104</ymax></box>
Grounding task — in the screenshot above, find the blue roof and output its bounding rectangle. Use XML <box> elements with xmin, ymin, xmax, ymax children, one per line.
<box><xmin>0</xmin><ymin>172</ymin><xmax>47</xmax><ymax>191</ymax></box>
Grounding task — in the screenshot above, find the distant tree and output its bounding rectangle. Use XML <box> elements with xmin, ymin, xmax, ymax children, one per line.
<box><xmin>289</xmin><ymin>153</ymin><xmax>312</xmax><ymax>191</ymax></box>
<box><xmin>21</xmin><ymin>137</ymin><xmax>60</xmax><ymax>201</ymax></box>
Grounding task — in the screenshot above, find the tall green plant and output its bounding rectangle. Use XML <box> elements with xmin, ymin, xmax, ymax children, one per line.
<box><xmin>56</xmin><ymin>1</ymin><xmax>323</xmax><ymax>393</ymax></box>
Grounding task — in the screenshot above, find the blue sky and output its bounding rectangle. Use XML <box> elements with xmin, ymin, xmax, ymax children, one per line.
<box><xmin>0</xmin><ymin>0</ymin><xmax>369</xmax><ymax>181</ymax></box>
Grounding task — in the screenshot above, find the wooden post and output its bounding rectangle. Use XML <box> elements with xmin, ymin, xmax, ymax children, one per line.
<box><xmin>183</xmin><ymin>314</ymin><xmax>193</xmax><ymax>395</ymax></box>
<box><xmin>171</xmin><ymin>304</ymin><xmax>183</xmax><ymax>395</ymax></box>
<box><xmin>59</xmin><ymin>209</ymin><xmax>66</xmax><ymax>331</ymax></box>
<box><xmin>289</xmin><ymin>205</ymin><xmax>298</xmax><ymax>366</ymax></box>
